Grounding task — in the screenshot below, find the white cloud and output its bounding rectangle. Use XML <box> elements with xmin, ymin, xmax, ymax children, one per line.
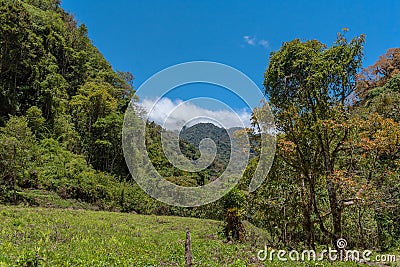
<box><xmin>258</xmin><ymin>39</ymin><xmax>269</xmax><ymax>49</ymax></box>
<box><xmin>243</xmin><ymin>36</ymin><xmax>269</xmax><ymax>49</ymax></box>
<box><xmin>139</xmin><ymin>98</ymin><xmax>252</xmax><ymax>131</ymax></box>
<box><xmin>243</xmin><ymin>35</ymin><xmax>256</xmax><ymax>46</ymax></box>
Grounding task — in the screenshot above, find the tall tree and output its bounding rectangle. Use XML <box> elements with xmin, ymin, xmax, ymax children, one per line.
<box><xmin>264</xmin><ymin>33</ymin><xmax>365</xmax><ymax>247</ymax></box>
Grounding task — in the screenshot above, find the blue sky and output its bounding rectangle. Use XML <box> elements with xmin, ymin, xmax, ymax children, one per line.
<box><xmin>61</xmin><ymin>0</ymin><xmax>399</xmax><ymax>128</ymax></box>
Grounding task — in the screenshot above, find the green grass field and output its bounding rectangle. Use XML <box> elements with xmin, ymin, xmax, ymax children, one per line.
<box><xmin>0</xmin><ymin>206</ymin><xmax>398</xmax><ymax>266</ymax></box>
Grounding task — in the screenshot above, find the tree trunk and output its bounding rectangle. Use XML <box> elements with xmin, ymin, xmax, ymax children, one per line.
<box><xmin>327</xmin><ymin>178</ymin><xmax>342</xmax><ymax>247</ymax></box>
<box><xmin>301</xmin><ymin>176</ymin><xmax>315</xmax><ymax>250</ymax></box>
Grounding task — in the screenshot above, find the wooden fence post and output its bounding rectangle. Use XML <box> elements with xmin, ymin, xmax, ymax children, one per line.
<box><xmin>185</xmin><ymin>228</ymin><xmax>193</xmax><ymax>267</ymax></box>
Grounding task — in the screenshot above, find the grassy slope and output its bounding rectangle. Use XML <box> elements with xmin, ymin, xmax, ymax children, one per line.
<box><xmin>0</xmin><ymin>206</ymin><xmax>397</xmax><ymax>267</ymax></box>
<box><xmin>0</xmin><ymin>206</ymin><xmax>260</xmax><ymax>267</ymax></box>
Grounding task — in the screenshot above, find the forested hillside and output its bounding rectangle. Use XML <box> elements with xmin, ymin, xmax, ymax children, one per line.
<box><xmin>0</xmin><ymin>0</ymin><xmax>134</xmax><ymax>207</ymax></box>
<box><xmin>0</xmin><ymin>0</ymin><xmax>230</xmax><ymax>220</ymax></box>
<box><xmin>179</xmin><ymin>123</ymin><xmax>233</xmax><ymax>181</ymax></box>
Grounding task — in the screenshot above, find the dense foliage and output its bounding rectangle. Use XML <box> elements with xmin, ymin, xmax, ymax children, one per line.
<box><xmin>0</xmin><ymin>0</ymin><xmax>154</xmax><ymax>213</ymax></box>
<box><xmin>0</xmin><ymin>0</ymin><xmax>228</xmax><ymax>221</ymax></box>
<box><xmin>244</xmin><ymin>34</ymin><xmax>400</xmax><ymax>251</ymax></box>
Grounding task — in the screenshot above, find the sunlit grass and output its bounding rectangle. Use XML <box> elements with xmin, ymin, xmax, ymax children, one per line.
<box><xmin>0</xmin><ymin>206</ymin><xmax>398</xmax><ymax>266</ymax></box>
